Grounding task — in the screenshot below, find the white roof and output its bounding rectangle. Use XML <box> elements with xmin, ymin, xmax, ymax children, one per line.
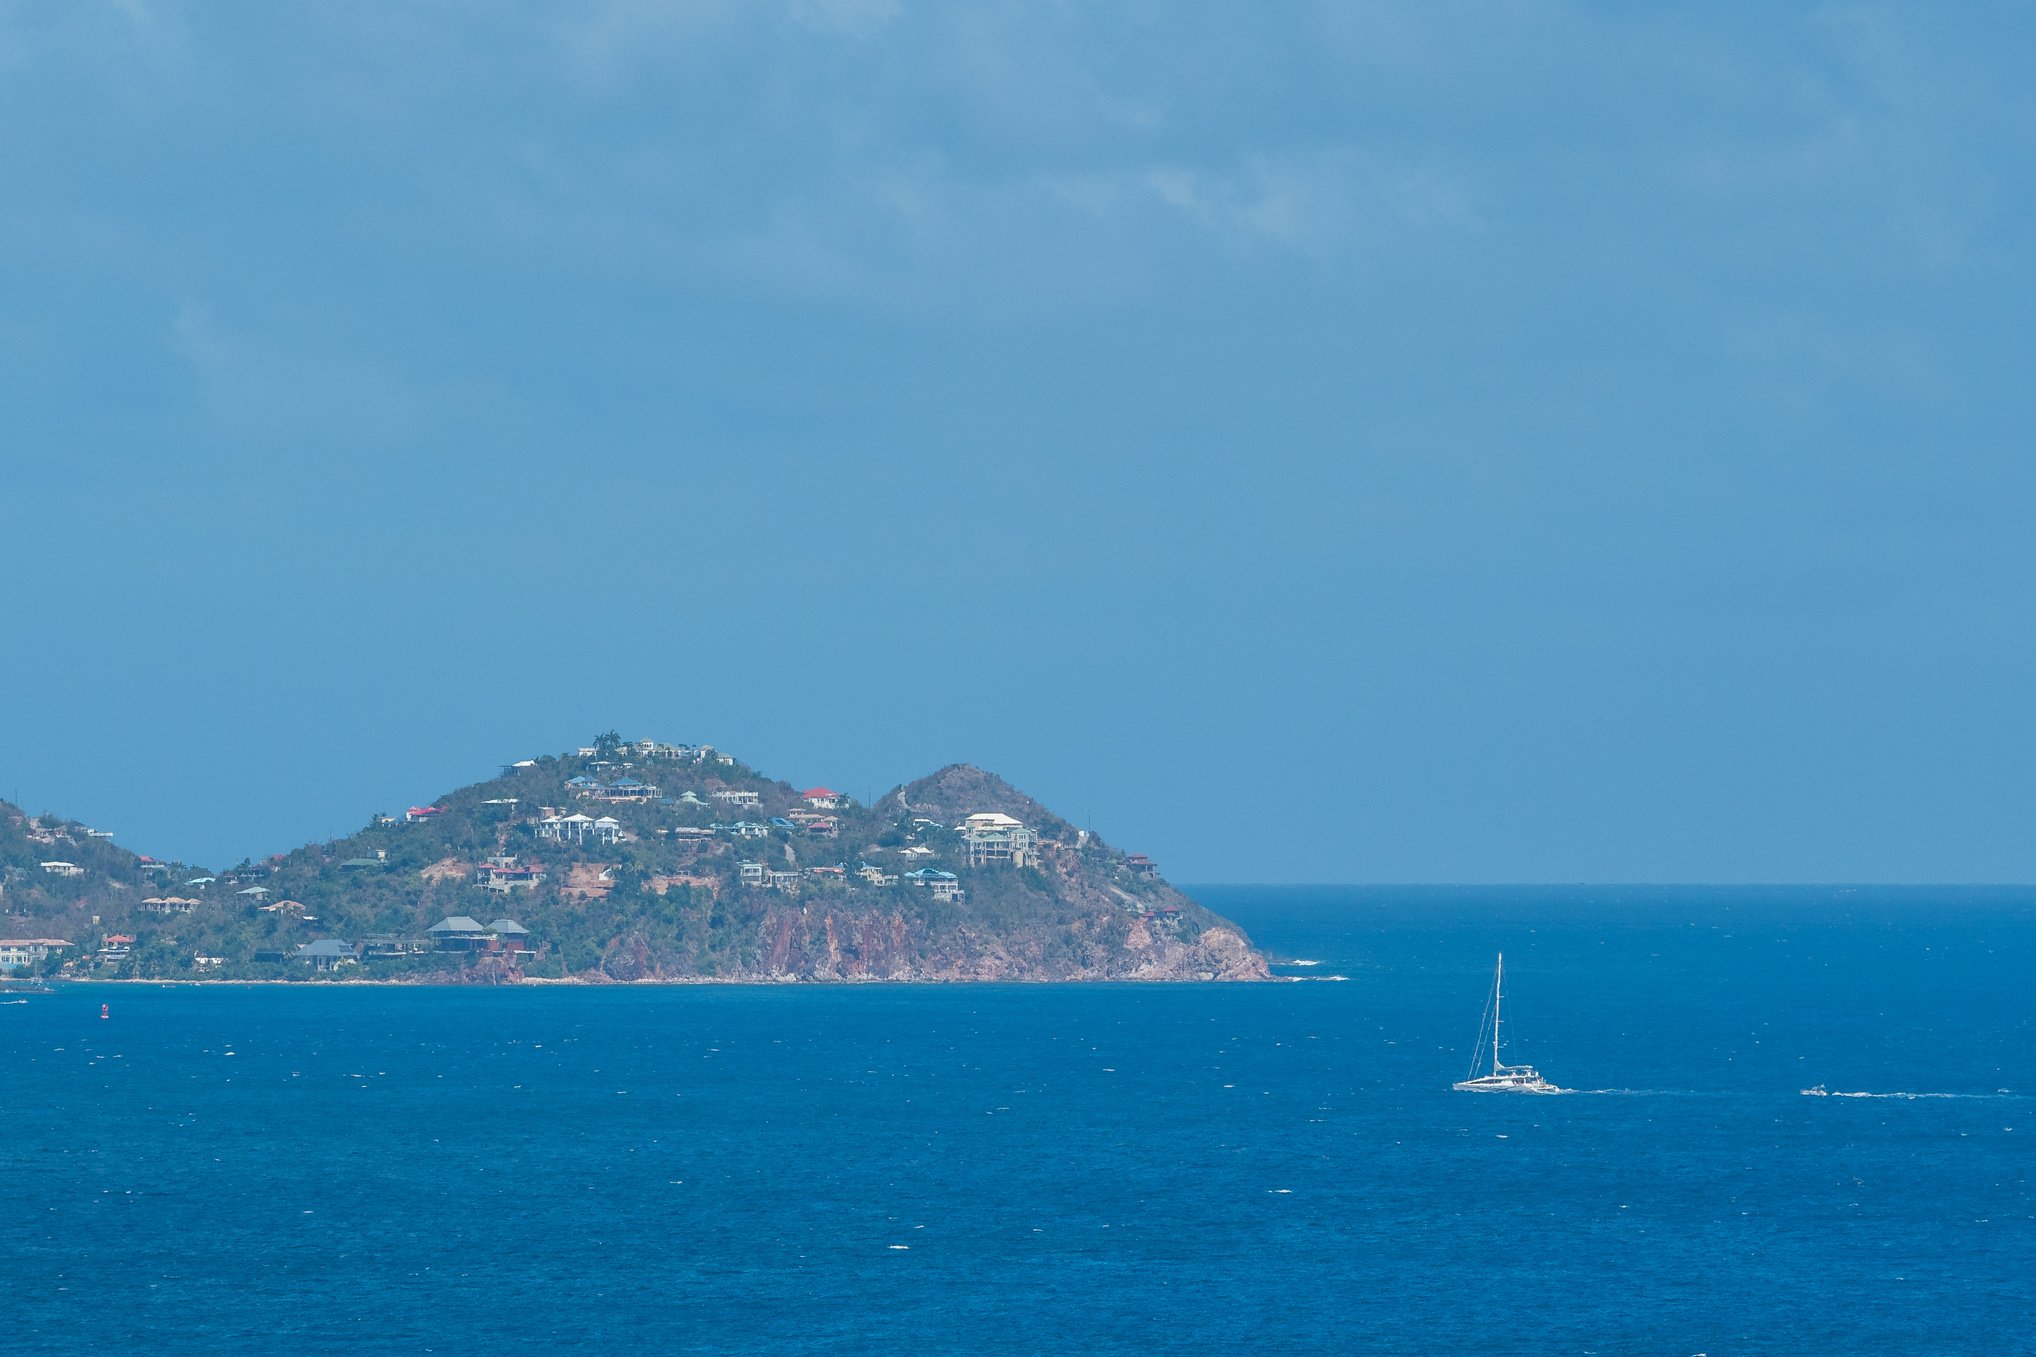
<box><xmin>965</xmin><ymin>812</ymin><xmax>1024</xmax><ymax>827</ymax></box>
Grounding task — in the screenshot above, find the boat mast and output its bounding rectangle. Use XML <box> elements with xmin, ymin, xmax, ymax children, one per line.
<box><xmin>1492</xmin><ymin>952</ymin><xmax>1504</xmax><ymax>1074</ymax></box>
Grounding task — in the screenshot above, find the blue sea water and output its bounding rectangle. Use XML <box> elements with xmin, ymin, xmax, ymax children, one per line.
<box><xmin>3</xmin><ymin>885</ymin><xmax>2032</xmax><ymax>1355</ymax></box>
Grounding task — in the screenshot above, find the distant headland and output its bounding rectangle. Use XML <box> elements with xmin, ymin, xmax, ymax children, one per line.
<box><xmin>0</xmin><ymin>734</ymin><xmax>1268</xmax><ymax>983</ymax></box>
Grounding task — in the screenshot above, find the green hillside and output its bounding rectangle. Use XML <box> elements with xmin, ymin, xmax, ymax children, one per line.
<box><xmin>1</xmin><ymin>734</ymin><xmax>1268</xmax><ymax>982</ymax></box>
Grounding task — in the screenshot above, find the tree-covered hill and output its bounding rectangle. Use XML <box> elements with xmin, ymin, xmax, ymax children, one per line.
<box><xmin>1</xmin><ymin>735</ymin><xmax>1268</xmax><ymax>983</ymax></box>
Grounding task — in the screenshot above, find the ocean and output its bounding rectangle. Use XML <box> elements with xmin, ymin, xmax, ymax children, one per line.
<box><xmin>3</xmin><ymin>885</ymin><xmax>2031</xmax><ymax>1355</ymax></box>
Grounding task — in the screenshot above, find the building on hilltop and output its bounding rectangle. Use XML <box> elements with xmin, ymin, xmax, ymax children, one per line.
<box><xmin>592</xmin><ymin>778</ymin><xmax>660</xmax><ymax>802</ymax></box>
<box><xmin>1124</xmin><ymin>853</ymin><xmax>1160</xmax><ymax>878</ymax></box>
<box><xmin>800</xmin><ymin>787</ymin><xmax>843</xmax><ymax>809</ymax></box>
<box><xmin>961</xmin><ymin>813</ymin><xmax>1034</xmax><ymax>868</ymax></box>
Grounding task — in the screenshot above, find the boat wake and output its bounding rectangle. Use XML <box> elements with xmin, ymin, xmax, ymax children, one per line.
<box><xmin>1801</xmin><ymin>1087</ymin><xmax>2019</xmax><ymax>1100</ymax></box>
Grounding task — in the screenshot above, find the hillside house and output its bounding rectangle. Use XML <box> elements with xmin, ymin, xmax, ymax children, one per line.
<box><xmin>593</xmin><ymin>778</ymin><xmax>659</xmax><ymax>802</ymax></box>
<box><xmin>1124</xmin><ymin>853</ymin><xmax>1160</xmax><ymax>878</ymax></box>
<box><xmin>487</xmin><ymin>919</ymin><xmax>533</xmax><ymax>956</ymax></box>
<box><xmin>710</xmin><ymin>789</ymin><xmax>761</xmax><ymax>809</ymax></box>
<box><xmin>535</xmin><ymin>812</ymin><xmax>601</xmax><ymax>844</ymax></box>
<box><xmin>961</xmin><ymin>813</ymin><xmax>1034</xmax><ymax>868</ymax></box>
<box><xmin>0</xmin><ymin>939</ymin><xmax>70</xmax><ymax>971</ymax></box>
<box><xmin>260</xmin><ymin>899</ymin><xmax>309</xmax><ymax>915</ymax></box>
<box><xmin>564</xmin><ymin>775</ymin><xmax>602</xmax><ymax>795</ymax></box>
<box><xmin>800</xmin><ymin>787</ymin><xmax>842</xmax><ymax>809</ymax></box>
<box><xmin>771</xmin><ymin>816</ymin><xmax>798</xmax><ymax>830</ymax></box>
<box><xmin>904</xmin><ymin>868</ymin><xmax>965</xmax><ymax>902</ymax></box>
<box><xmin>428</xmin><ymin>916</ymin><xmax>495</xmax><ymax>952</ymax></box>
<box><xmin>97</xmin><ymin>934</ymin><xmax>134</xmax><ymax>960</ymax></box>
<box><xmin>762</xmin><ymin>869</ymin><xmax>799</xmax><ymax>892</ymax></box>
<box><xmin>236</xmin><ymin>885</ymin><xmax>271</xmax><ymax>900</ymax></box>
<box><xmin>476</xmin><ymin>856</ymin><xmax>546</xmax><ymax>892</ymax></box>
<box><xmin>720</xmin><ymin>821</ymin><xmax>768</xmax><ymax>840</ymax></box>
<box><xmin>677</xmin><ymin>791</ymin><xmax>708</xmax><ymax>807</ymax></box>
<box><xmin>39</xmin><ymin>861</ymin><xmax>83</xmax><ymax>877</ymax></box>
<box><xmin>294</xmin><ymin>939</ymin><xmax>359</xmax><ymax>971</ymax></box>
<box><xmin>140</xmin><ymin>896</ymin><xmax>197</xmax><ymax>914</ymax></box>
<box><xmin>405</xmin><ymin>805</ymin><xmax>445</xmax><ymax>822</ymax></box>
<box><xmin>592</xmin><ymin>816</ymin><xmax>624</xmax><ymax>845</ymax></box>
<box><xmin>662</xmin><ymin>826</ymin><xmax>716</xmax><ymax>844</ymax></box>
<box><xmin>739</xmin><ymin>861</ymin><xmax>765</xmax><ymax>886</ymax></box>
<box><xmin>856</xmin><ymin>863</ymin><xmax>899</xmax><ymax>887</ymax></box>
<box><xmin>361</xmin><ymin>935</ymin><xmax>432</xmax><ymax>957</ymax></box>
<box><xmin>805</xmin><ymin>817</ymin><xmax>839</xmax><ymax>839</ymax></box>
<box><xmin>806</xmin><ymin>865</ymin><xmax>846</xmax><ymax>882</ymax></box>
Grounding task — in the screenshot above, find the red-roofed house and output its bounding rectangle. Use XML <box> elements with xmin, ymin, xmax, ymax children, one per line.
<box><xmin>406</xmin><ymin>805</ymin><xmax>445</xmax><ymax>822</ymax></box>
<box><xmin>800</xmin><ymin>787</ymin><xmax>842</xmax><ymax>809</ymax></box>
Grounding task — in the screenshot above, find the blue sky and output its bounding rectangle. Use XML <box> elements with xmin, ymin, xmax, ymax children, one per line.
<box><xmin>3</xmin><ymin>2</ymin><xmax>2032</xmax><ymax>882</ymax></box>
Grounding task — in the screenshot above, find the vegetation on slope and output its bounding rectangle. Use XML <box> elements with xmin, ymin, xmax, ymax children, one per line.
<box><xmin>0</xmin><ymin>735</ymin><xmax>1267</xmax><ymax>983</ymax></box>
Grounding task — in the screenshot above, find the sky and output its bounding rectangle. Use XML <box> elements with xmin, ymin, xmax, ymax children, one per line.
<box><xmin>2</xmin><ymin>2</ymin><xmax>2033</xmax><ymax>883</ymax></box>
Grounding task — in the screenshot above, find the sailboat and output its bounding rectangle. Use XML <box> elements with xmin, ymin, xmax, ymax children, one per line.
<box><xmin>1453</xmin><ymin>952</ymin><xmax>1562</xmax><ymax>1093</ymax></box>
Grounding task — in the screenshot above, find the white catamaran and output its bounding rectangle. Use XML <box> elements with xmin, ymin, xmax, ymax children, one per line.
<box><xmin>1454</xmin><ymin>952</ymin><xmax>1562</xmax><ymax>1094</ymax></box>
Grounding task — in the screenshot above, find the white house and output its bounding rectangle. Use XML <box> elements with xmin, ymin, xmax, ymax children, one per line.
<box><xmin>0</xmin><ymin>939</ymin><xmax>71</xmax><ymax>971</ymax></box>
<box><xmin>476</xmin><ymin>856</ymin><xmax>546</xmax><ymax>892</ymax></box>
<box><xmin>961</xmin><ymin>813</ymin><xmax>1034</xmax><ymax>868</ymax></box>
<box><xmin>39</xmin><ymin>861</ymin><xmax>83</xmax><ymax>878</ymax></box>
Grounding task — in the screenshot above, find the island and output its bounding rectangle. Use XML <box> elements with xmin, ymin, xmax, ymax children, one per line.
<box><xmin>0</xmin><ymin>734</ymin><xmax>1269</xmax><ymax>983</ymax></box>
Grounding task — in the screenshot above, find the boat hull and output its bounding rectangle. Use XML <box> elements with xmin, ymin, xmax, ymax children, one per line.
<box><xmin>1453</xmin><ymin>1072</ymin><xmax>1562</xmax><ymax>1094</ymax></box>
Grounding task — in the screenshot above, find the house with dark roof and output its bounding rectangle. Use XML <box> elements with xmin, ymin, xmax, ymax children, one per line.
<box><xmin>486</xmin><ymin>919</ymin><xmax>533</xmax><ymax>956</ymax></box>
<box><xmin>294</xmin><ymin>939</ymin><xmax>359</xmax><ymax>971</ymax></box>
<box><xmin>428</xmin><ymin>916</ymin><xmax>494</xmax><ymax>952</ymax></box>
